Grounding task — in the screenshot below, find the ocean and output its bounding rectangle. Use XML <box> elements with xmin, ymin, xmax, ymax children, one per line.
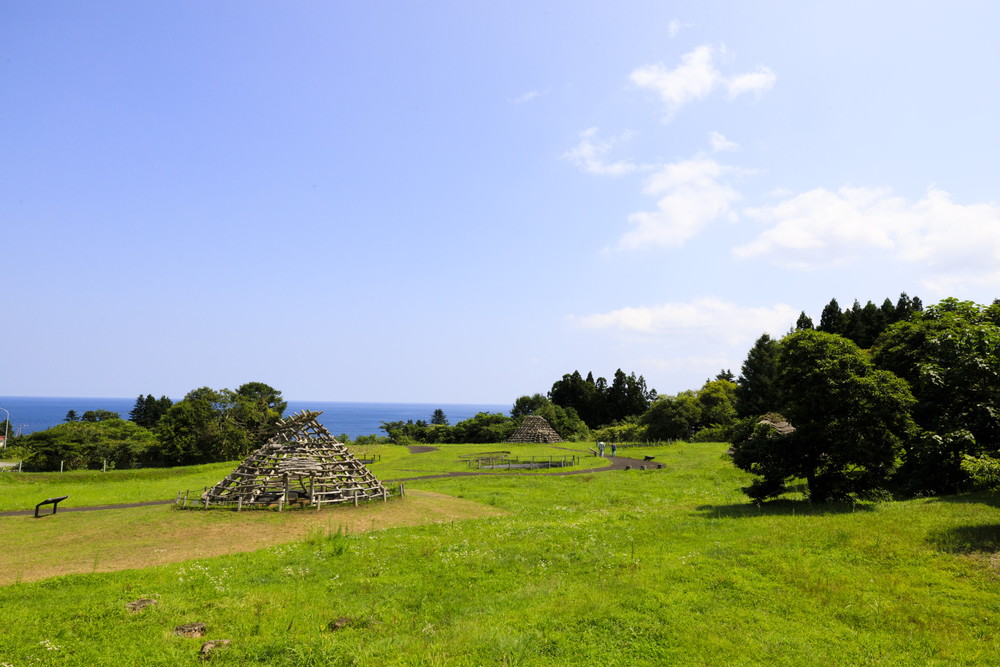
<box><xmin>0</xmin><ymin>396</ymin><xmax>510</xmax><ymax>440</ymax></box>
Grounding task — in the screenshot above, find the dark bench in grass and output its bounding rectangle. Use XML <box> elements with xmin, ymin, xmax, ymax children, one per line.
<box><xmin>35</xmin><ymin>495</ymin><xmax>69</xmax><ymax>518</ymax></box>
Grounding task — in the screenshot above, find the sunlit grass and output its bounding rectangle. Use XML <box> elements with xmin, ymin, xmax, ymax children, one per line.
<box><xmin>1</xmin><ymin>442</ymin><xmax>999</xmax><ymax>665</ymax></box>
<box><xmin>0</xmin><ymin>462</ymin><xmax>236</xmax><ymax>511</ymax></box>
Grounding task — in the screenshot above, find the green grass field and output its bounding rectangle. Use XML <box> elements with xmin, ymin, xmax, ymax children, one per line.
<box><xmin>1</xmin><ymin>442</ymin><xmax>999</xmax><ymax>665</ymax></box>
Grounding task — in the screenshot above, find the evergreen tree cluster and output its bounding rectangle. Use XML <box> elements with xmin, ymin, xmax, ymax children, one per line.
<box><xmin>732</xmin><ymin>296</ymin><xmax>1000</xmax><ymax>503</ymax></box>
<box><xmin>129</xmin><ymin>395</ymin><xmax>174</xmax><ymax>429</ymax></box>
<box><xmin>796</xmin><ymin>292</ymin><xmax>924</xmax><ymax>348</ymax></box>
<box><xmin>548</xmin><ymin>369</ymin><xmax>656</xmax><ymax>428</ymax></box>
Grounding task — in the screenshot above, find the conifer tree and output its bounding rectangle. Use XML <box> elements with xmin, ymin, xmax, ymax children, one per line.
<box><xmin>735</xmin><ymin>333</ymin><xmax>782</xmax><ymax>418</ymax></box>
<box><xmin>818</xmin><ymin>298</ymin><xmax>844</xmax><ymax>334</ymax></box>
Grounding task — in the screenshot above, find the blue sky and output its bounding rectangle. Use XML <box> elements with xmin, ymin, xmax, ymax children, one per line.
<box><xmin>4</xmin><ymin>2</ymin><xmax>1000</xmax><ymax>403</ymax></box>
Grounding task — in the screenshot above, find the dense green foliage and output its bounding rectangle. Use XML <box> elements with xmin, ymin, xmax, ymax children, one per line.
<box><xmin>872</xmin><ymin>298</ymin><xmax>1000</xmax><ymax>493</ymax></box>
<box><xmin>129</xmin><ymin>394</ymin><xmax>174</xmax><ymax>429</ymax></box>
<box><xmin>815</xmin><ymin>292</ymin><xmax>923</xmax><ymax>348</ymax></box>
<box><xmin>733</xmin><ymin>331</ymin><xmax>915</xmax><ymax>503</ymax></box>
<box><xmin>731</xmin><ymin>296</ymin><xmax>1000</xmax><ymax>502</ymax></box>
<box><xmin>11</xmin><ymin>382</ymin><xmax>286</xmax><ymax>470</ymax></box>
<box><xmin>14</xmin><ymin>419</ymin><xmax>157</xmax><ymax>471</ymax></box>
<box><xmin>380</xmin><ymin>411</ymin><xmax>518</xmax><ymax>444</ymax></box>
<box><xmin>640</xmin><ymin>379</ymin><xmax>737</xmax><ymax>442</ymax></box>
<box><xmin>548</xmin><ymin>368</ymin><xmax>655</xmax><ymax>428</ymax></box>
<box><xmin>155</xmin><ymin>383</ymin><xmax>286</xmax><ymax>465</ymax></box>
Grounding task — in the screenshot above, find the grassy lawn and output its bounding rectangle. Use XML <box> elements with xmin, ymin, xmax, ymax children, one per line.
<box><xmin>0</xmin><ymin>462</ymin><xmax>236</xmax><ymax>511</ymax></box>
<box><xmin>0</xmin><ymin>444</ymin><xmax>608</xmax><ymax>511</ymax></box>
<box><xmin>371</xmin><ymin>443</ymin><xmax>608</xmax><ymax>479</ymax></box>
<box><xmin>1</xmin><ymin>442</ymin><xmax>999</xmax><ymax>665</ymax></box>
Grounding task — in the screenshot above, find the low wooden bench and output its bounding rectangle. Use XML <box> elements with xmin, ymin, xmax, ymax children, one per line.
<box><xmin>35</xmin><ymin>495</ymin><xmax>69</xmax><ymax>518</ymax></box>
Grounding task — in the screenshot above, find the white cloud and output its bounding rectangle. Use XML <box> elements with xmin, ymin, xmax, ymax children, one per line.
<box><xmin>725</xmin><ymin>68</ymin><xmax>778</xmax><ymax>98</ymax></box>
<box><xmin>735</xmin><ymin>186</ymin><xmax>1000</xmax><ymax>292</ymax></box>
<box><xmin>571</xmin><ymin>298</ymin><xmax>799</xmax><ymax>346</ymax></box>
<box><xmin>615</xmin><ymin>157</ymin><xmax>742</xmax><ymax>249</ymax></box>
<box><xmin>511</xmin><ymin>90</ymin><xmax>539</xmax><ymax>105</ymax></box>
<box><xmin>629</xmin><ymin>44</ymin><xmax>776</xmax><ymax>119</ymax></box>
<box><xmin>563</xmin><ymin>127</ymin><xmax>643</xmax><ymax>176</ymax></box>
<box><xmin>709</xmin><ymin>131</ymin><xmax>740</xmax><ymax>153</ymax></box>
<box><xmin>667</xmin><ymin>19</ymin><xmax>693</xmax><ymax>38</ymax></box>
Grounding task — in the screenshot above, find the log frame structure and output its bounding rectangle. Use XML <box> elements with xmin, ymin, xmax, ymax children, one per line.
<box><xmin>505</xmin><ymin>415</ymin><xmax>563</xmax><ymax>444</ymax></box>
<box><xmin>201</xmin><ymin>410</ymin><xmax>387</xmax><ymax>509</ymax></box>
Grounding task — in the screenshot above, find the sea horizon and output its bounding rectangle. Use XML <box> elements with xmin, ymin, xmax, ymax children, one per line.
<box><xmin>0</xmin><ymin>395</ymin><xmax>512</xmax><ymax>439</ymax></box>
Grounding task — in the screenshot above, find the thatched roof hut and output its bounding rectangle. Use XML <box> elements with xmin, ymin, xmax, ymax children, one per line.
<box><xmin>506</xmin><ymin>415</ymin><xmax>563</xmax><ymax>444</ymax></box>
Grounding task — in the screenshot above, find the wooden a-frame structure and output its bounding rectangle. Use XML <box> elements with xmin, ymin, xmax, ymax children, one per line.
<box><xmin>201</xmin><ymin>410</ymin><xmax>387</xmax><ymax>509</ymax></box>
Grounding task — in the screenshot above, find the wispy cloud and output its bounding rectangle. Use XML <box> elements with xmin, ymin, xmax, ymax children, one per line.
<box><xmin>735</xmin><ymin>186</ymin><xmax>1000</xmax><ymax>292</ymax></box>
<box><xmin>709</xmin><ymin>131</ymin><xmax>740</xmax><ymax>153</ymax></box>
<box><xmin>571</xmin><ymin>298</ymin><xmax>798</xmax><ymax>345</ymax></box>
<box><xmin>630</xmin><ymin>44</ymin><xmax>775</xmax><ymax>119</ymax></box>
<box><xmin>511</xmin><ymin>90</ymin><xmax>540</xmax><ymax>105</ymax></box>
<box><xmin>667</xmin><ymin>19</ymin><xmax>693</xmax><ymax>38</ymax></box>
<box><xmin>563</xmin><ymin>127</ymin><xmax>644</xmax><ymax>176</ymax></box>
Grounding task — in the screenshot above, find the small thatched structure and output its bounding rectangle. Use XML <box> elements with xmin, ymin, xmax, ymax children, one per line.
<box><xmin>506</xmin><ymin>415</ymin><xmax>563</xmax><ymax>444</ymax></box>
<box><xmin>201</xmin><ymin>410</ymin><xmax>386</xmax><ymax>508</ymax></box>
<box><xmin>758</xmin><ymin>415</ymin><xmax>795</xmax><ymax>435</ymax></box>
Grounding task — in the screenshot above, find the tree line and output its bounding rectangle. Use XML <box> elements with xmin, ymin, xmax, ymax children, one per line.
<box><xmin>380</xmin><ymin>368</ymin><xmax>741</xmax><ymax>446</ymax></box>
<box><xmin>10</xmin><ymin>382</ymin><xmax>287</xmax><ymax>470</ymax></box>
<box><xmin>731</xmin><ymin>295</ymin><xmax>1000</xmax><ymax>503</ymax></box>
